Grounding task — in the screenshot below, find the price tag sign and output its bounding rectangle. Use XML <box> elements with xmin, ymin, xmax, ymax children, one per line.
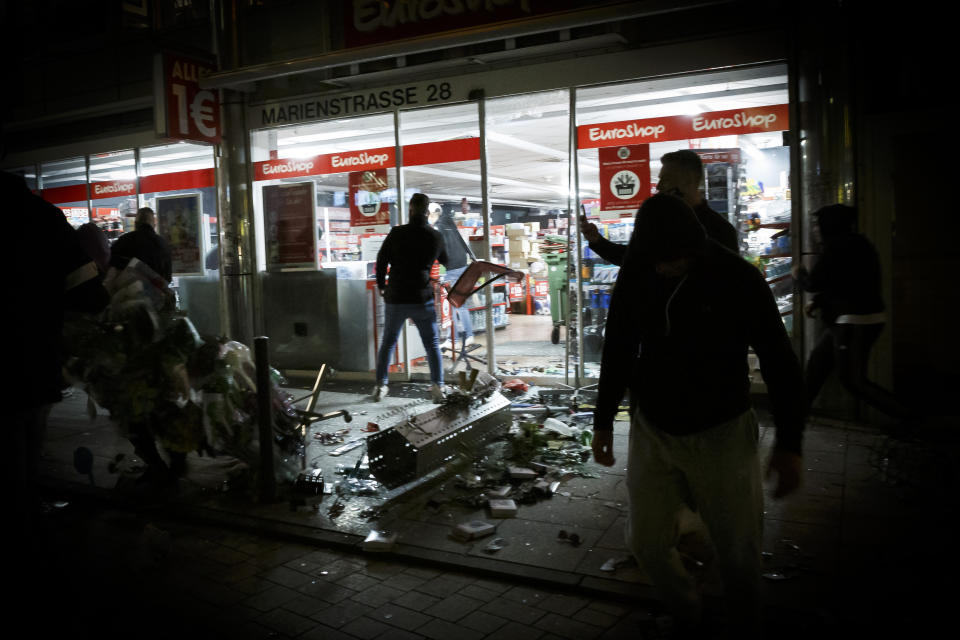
<box><xmin>156</xmin><ymin>53</ymin><xmax>221</xmax><ymax>144</ymax></box>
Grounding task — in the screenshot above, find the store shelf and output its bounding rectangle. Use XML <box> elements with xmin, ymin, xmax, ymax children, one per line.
<box><xmin>756</xmin><ymin>222</ymin><xmax>790</xmax><ymax>229</ymax></box>
<box><xmin>759</xmin><ymin>253</ymin><xmax>792</xmax><ymax>259</ymax></box>
<box><xmin>766</xmin><ymin>273</ymin><xmax>791</xmax><ymax>284</ymax></box>
<box><xmin>469</xmin><ymin>302</ymin><xmax>507</xmax><ymax>311</ymax></box>
<box><xmin>780</xmin><ymin>307</ymin><xmax>793</xmax><ymax>316</ymax></box>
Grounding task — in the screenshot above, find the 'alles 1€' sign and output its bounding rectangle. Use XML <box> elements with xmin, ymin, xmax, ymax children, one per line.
<box><xmin>156</xmin><ymin>53</ymin><xmax>221</xmax><ymax>144</ymax></box>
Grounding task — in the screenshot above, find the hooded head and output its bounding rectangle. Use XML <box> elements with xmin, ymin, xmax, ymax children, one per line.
<box><xmin>135</xmin><ymin>206</ymin><xmax>156</xmax><ymax>230</ymax></box>
<box><xmin>628</xmin><ymin>193</ymin><xmax>707</xmax><ymax>272</ymax></box>
<box><xmin>813</xmin><ymin>204</ymin><xmax>856</xmax><ymax>239</ymax></box>
<box><xmin>409</xmin><ymin>193</ymin><xmax>430</xmax><ymax>224</ymax></box>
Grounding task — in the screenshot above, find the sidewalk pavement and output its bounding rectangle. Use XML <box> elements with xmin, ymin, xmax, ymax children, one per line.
<box><xmin>30</xmin><ymin>381</ymin><xmax>959</xmax><ymax>638</ymax></box>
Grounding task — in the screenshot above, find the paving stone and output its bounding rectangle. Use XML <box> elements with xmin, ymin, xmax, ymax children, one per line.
<box><xmin>381</xmin><ymin>572</ymin><xmax>428</xmax><ymax>592</ymax></box>
<box><xmin>459</xmin><ymin>609</ymin><xmax>509</xmax><ymax>634</ymax></box>
<box><xmin>253</xmin><ymin>543</ymin><xmax>315</xmax><ymax>568</ymax></box>
<box><xmin>487</xmin><ymin>620</ymin><xmax>546</xmax><ymax>640</ymax></box>
<box><xmin>417</xmin><ymin>618</ymin><xmax>484</xmax><ymax>640</ymax></box>
<box><xmin>242</xmin><ymin>583</ymin><xmax>300</xmax><ymax>612</ymax></box>
<box><xmin>341</xmin><ymin>615</ymin><xmax>392</xmax><ymax>639</ymax></box>
<box><xmin>422</xmin><ymin>592</ymin><xmax>484</xmax><ymax>622</ymax></box>
<box><xmin>367</xmin><ymin>602</ymin><xmax>431</xmax><ymax>631</ymax></box>
<box><xmin>573</xmin><ymin>606</ymin><xmax>620</xmax><ymax>628</ymax></box>
<box><xmin>310</xmin><ymin>600</ymin><xmax>374</xmax><ymax>628</ymax></box>
<box><xmin>257</xmin><ymin>607</ymin><xmax>316</xmax><ymax>637</ymax></box>
<box><xmin>416</xmin><ymin>574</ymin><xmax>476</xmax><ymax>598</ymax></box>
<box><xmin>350</xmin><ymin>583</ymin><xmax>407</xmax><ymax>608</ymax></box>
<box><xmin>537</xmin><ymin>593</ymin><xmax>590</xmax><ymax>615</ymax></box>
<box><xmin>299</xmin><ymin>623</ymin><xmax>357</xmax><ymax>640</ymax></box>
<box><xmin>336</xmin><ymin>572</ymin><xmax>382</xmax><ymax>592</ymax></box>
<box><xmin>298</xmin><ymin>579</ymin><xmax>357</xmax><ymax>604</ymax></box>
<box><xmin>314</xmin><ymin>558</ymin><xmax>367</xmax><ymax>581</ymax></box>
<box><xmin>457</xmin><ymin>583</ymin><xmax>501</xmax><ymax>602</ymax></box>
<box><xmin>207</xmin><ymin>545</ymin><xmax>251</xmax><ymax>566</ymax></box>
<box><xmin>372</xmin><ymin>629</ymin><xmax>424</xmax><ymax>640</ymax></box>
<box><xmin>260</xmin><ymin>564</ymin><xmax>316</xmax><ymax>589</ymax></box>
<box><xmin>282</xmin><ymin>593</ymin><xmax>330</xmax><ymax>618</ymax></box>
<box><xmin>392</xmin><ymin>589</ymin><xmax>442</xmax><ymax>612</ymax></box>
<box><xmin>480</xmin><ymin>596</ymin><xmax>548</xmax><ymax>626</ymax></box>
<box><xmin>219</xmin><ymin>560</ymin><xmax>263</xmax><ymax>584</ymax></box>
<box><xmin>501</xmin><ymin>584</ymin><xmax>550</xmax><ymax>605</ymax></box>
<box><xmin>534</xmin><ymin>612</ymin><xmax>604</xmax><ymax>639</ymax></box>
<box><xmin>403</xmin><ymin>566</ymin><xmax>442</xmax><ymax>580</ymax></box>
<box><xmin>360</xmin><ymin>559</ymin><xmax>408</xmax><ymax>579</ymax></box>
<box><xmin>469</xmin><ymin>577</ymin><xmax>513</xmax><ymax>594</ymax></box>
<box><xmin>585</xmin><ymin>601</ymin><xmax>630</xmax><ymax>617</ymax></box>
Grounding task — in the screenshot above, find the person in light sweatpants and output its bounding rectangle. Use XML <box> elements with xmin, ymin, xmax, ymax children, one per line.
<box><xmin>592</xmin><ymin>194</ymin><xmax>805</xmax><ymax>638</ymax></box>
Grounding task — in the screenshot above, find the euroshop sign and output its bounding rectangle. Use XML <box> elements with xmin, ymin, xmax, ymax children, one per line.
<box><xmin>91</xmin><ymin>180</ymin><xmax>137</xmax><ymax>199</ymax></box>
<box><xmin>155</xmin><ymin>53</ymin><xmax>221</xmax><ymax>144</ymax></box>
<box><xmin>577</xmin><ymin>104</ymin><xmax>789</xmax><ymax>149</ymax></box>
<box><xmin>251</xmin><ymin>79</ymin><xmax>466</xmax><ymax>128</ymax></box>
<box><xmin>254</xmin><ymin>147</ymin><xmax>396</xmax><ymax>181</ymax></box>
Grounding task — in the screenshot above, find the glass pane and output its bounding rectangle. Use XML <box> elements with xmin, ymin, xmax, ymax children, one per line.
<box><xmin>576</xmin><ymin>64</ymin><xmax>793</xmax><ymax>381</ymax></box>
<box><xmin>4</xmin><ymin>165</ymin><xmax>38</xmax><ymax>192</ymax></box>
<box><xmin>139</xmin><ymin>142</ymin><xmax>217</xmax><ymax>270</ymax></box>
<box><xmin>140</xmin><ymin>141</ymin><xmax>219</xmax><ymax>335</ymax></box>
<box><xmin>89</xmin><ymin>150</ymin><xmax>138</xmax><ymax>240</ymax></box>
<box><xmin>40</xmin><ymin>156</ymin><xmax>88</xmax><ymax>228</ymax></box>
<box><xmin>486</xmin><ymin>89</ymin><xmax>573</xmax><ymax>380</ymax></box>
<box><xmin>250</xmin><ymin>113</ymin><xmax>398</xmax><ymax>376</ymax></box>
<box><xmin>399</xmin><ymin>102</ymin><xmax>483</xmax><ymax>380</ymax></box>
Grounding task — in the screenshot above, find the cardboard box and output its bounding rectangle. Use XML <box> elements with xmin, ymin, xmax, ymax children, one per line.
<box><xmin>507</xmin><ymin>227</ymin><xmax>528</xmax><ymax>237</ymax></box>
<box><xmin>488</xmin><ymin>498</ymin><xmax>518</xmax><ymax>518</ymax></box>
<box><xmin>451</xmin><ymin>520</ymin><xmax>497</xmax><ymax>541</ymax></box>
<box><xmin>508</xmin><ymin>260</ymin><xmax>527</xmax><ymax>270</ymax></box>
<box><xmin>524</xmin><ymin>222</ymin><xmax>540</xmax><ymax>233</ymax></box>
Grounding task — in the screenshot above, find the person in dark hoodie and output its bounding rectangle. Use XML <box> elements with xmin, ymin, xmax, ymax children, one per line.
<box><xmin>429</xmin><ymin>202</ymin><xmax>477</xmax><ymax>346</ymax></box>
<box><xmin>374</xmin><ymin>193</ymin><xmax>450</xmax><ymax>403</ymax></box>
<box><xmin>109</xmin><ymin>206</ymin><xmax>173</xmax><ymax>282</ymax></box>
<box><xmin>592</xmin><ymin>193</ymin><xmax>805</xmax><ymax>638</ymax></box>
<box><xmin>580</xmin><ymin>149</ymin><xmax>739</xmax><ymax>265</ymax></box>
<box><xmin>792</xmin><ymin>204</ymin><xmax>911</xmax><ymax>422</ymax></box>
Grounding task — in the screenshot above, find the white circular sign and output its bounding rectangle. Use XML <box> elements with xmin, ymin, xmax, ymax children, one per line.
<box><xmin>609</xmin><ymin>170</ymin><xmax>640</xmax><ymax>200</ymax></box>
<box><xmin>357</xmin><ymin>190</ymin><xmax>382</xmax><ymax>216</ymax></box>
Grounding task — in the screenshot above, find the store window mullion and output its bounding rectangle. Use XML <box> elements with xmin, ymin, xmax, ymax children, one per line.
<box><xmin>84</xmin><ymin>155</ymin><xmax>92</xmax><ymax>223</ymax></box>
<box><xmin>394</xmin><ymin>108</ymin><xmax>412</xmax><ymax>381</ymax></box>
<box><xmin>477</xmin><ymin>93</ymin><xmax>495</xmax><ymax>377</ymax></box>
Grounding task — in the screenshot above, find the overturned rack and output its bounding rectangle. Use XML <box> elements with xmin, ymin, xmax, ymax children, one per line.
<box><xmin>366</xmin><ymin>392</ymin><xmax>512</xmax><ymax>489</ymax></box>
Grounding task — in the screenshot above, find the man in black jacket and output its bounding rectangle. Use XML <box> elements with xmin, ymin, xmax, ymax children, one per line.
<box><xmin>374</xmin><ymin>193</ymin><xmax>449</xmax><ymax>403</ymax></box>
<box><xmin>581</xmin><ymin>149</ymin><xmax>739</xmax><ymax>264</ymax></box>
<box><xmin>592</xmin><ymin>194</ymin><xmax>804</xmax><ymax>637</ymax></box>
<box><xmin>109</xmin><ymin>207</ymin><xmax>173</xmax><ymax>282</ymax></box>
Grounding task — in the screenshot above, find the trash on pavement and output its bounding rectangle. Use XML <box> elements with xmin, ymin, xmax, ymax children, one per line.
<box><xmin>451</xmin><ymin>520</ymin><xmax>497</xmax><ymax>541</ymax></box>
<box><xmin>363</xmin><ymin>530</ymin><xmax>397</xmax><ymax>551</ymax></box>
<box><xmin>488</xmin><ymin>498</ymin><xmax>518</xmax><ymax>517</ymax></box>
<box><xmin>483</xmin><ymin>537</ymin><xmax>507</xmax><ymax>553</ymax></box>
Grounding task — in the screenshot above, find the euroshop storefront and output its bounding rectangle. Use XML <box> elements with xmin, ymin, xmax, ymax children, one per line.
<box><xmin>242</xmin><ymin>51</ymin><xmax>795</xmax><ymax>388</ymax></box>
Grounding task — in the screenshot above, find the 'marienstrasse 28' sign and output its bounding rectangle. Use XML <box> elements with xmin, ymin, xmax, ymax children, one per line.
<box><xmin>251</xmin><ymin>79</ymin><xmax>466</xmax><ymax>128</ymax></box>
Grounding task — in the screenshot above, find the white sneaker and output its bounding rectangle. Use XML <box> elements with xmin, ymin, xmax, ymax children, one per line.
<box><xmin>463</xmin><ymin>335</ymin><xmax>475</xmax><ymax>347</ymax></box>
<box><xmin>440</xmin><ymin>339</ymin><xmax>453</xmax><ymax>351</ymax></box>
<box><xmin>372</xmin><ymin>384</ymin><xmax>389</xmax><ymax>401</ymax></box>
<box><xmin>429</xmin><ymin>384</ymin><xmax>446</xmax><ymax>403</ymax></box>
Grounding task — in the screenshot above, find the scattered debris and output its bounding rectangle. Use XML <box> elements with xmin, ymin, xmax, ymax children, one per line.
<box><xmin>483</xmin><ymin>537</ymin><xmax>507</xmax><ymax>553</ymax></box>
<box><xmin>329</xmin><ymin>438</ymin><xmax>366</xmax><ymax>456</ymax></box>
<box><xmin>600</xmin><ymin>556</ymin><xmax>637</xmax><ymax>572</ymax></box>
<box><xmin>557</xmin><ymin>530</ymin><xmax>581</xmax><ymax>547</ymax></box>
<box><xmin>488</xmin><ymin>498</ymin><xmax>518</xmax><ymax>518</ymax></box>
<box><xmin>508</xmin><ymin>466</ymin><xmax>538</xmax><ymax>480</ymax></box>
<box><xmin>451</xmin><ymin>520</ymin><xmax>497</xmax><ymax>541</ymax></box>
<box><xmin>363</xmin><ymin>530</ymin><xmax>397</xmax><ymax>551</ymax></box>
<box><xmin>361</xmin><ymin>422</ymin><xmax>380</xmax><ymax>432</ymax></box>
<box><xmin>294</xmin><ymin>468</ymin><xmax>325</xmax><ymax>496</ymax></box>
<box><xmin>502</xmin><ymin>378</ymin><xmax>529</xmax><ymax>392</ymax></box>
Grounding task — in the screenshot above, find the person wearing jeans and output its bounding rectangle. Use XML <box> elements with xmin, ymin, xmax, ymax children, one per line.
<box><xmin>430</xmin><ymin>202</ymin><xmax>476</xmax><ymax>347</ymax></box>
<box><xmin>373</xmin><ymin>193</ymin><xmax>449</xmax><ymax>403</ymax></box>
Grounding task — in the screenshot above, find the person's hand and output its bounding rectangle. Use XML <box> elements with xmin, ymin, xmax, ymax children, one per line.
<box><xmin>580</xmin><ymin>214</ymin><xmax>601</xmax><ymax>243</ymax></box>
<box><xmin>765</xmin><ymin>449</ymin><xmax>802</xmax><ymax>499</ymax></box>
<box><xmin>804</xmin><ymin>300</ymin><xmax>818</xmax><ymax>318</ymax></box>
<box><xmin>592</xmin><ymin>430</ymin><xmax>616</xmax><ymax>466</ymax></box>
<box><xmin>378</xmin><ymin>287</ymin><xmax>385</xmax><ymax>297</ymax></box>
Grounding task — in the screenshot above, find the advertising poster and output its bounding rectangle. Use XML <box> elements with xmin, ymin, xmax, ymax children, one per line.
<box><xmin>262</xmin><ymin>182</ymin><xmax>317</xmax><ymax>270</ymax></box>
<box><xmin>599</xmin><ymin>144</ymin><xmax>650</xmax><ymax>212</ymax></box>
<box><xmin>156</xmin><ymin>193</ymin><xmax>204</xmax><ymax>275</ymax></box>
<box><xmin>349</xmin><ymin>169</ymin><xmax>390</xmax><ymax>228</ymax></box>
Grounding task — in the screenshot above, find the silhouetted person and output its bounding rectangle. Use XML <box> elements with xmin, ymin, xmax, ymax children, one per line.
<box><xmin>592</xmin><ymin>194</ymin><xmax>804</xmax><ymax>638</ymax></box>
<box><xmin>373</xmin><ymin>193</ymin><xmax>449</xmax><ymax>403</ymax></box>
<box><xmin>793</xmin><ymin>204</ymin><xmax>912</xmax><ymax>425</ymax></box>
<box><xmin>581</xmin><ymin>149</ymin><xmax>739</xmax><ymax>264</ymax></box>
<box><xmin>109</xmin><ymin>206</ymin><xmax>172</xmax><ymax>282</ymax></box>
<box><xmin>76</xmin><ymin>221</ymin><xmax>111</xmax><ymax>275</ymax></box>
<box><xmin>429</xmin><ymin>201</ymin><xmax>476</xmax><ymax>346</ymax></box>
<box><xmin>4</xmin><ymin>171</ymin><xmax>108</xmax><ymax>550</ymax></box>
